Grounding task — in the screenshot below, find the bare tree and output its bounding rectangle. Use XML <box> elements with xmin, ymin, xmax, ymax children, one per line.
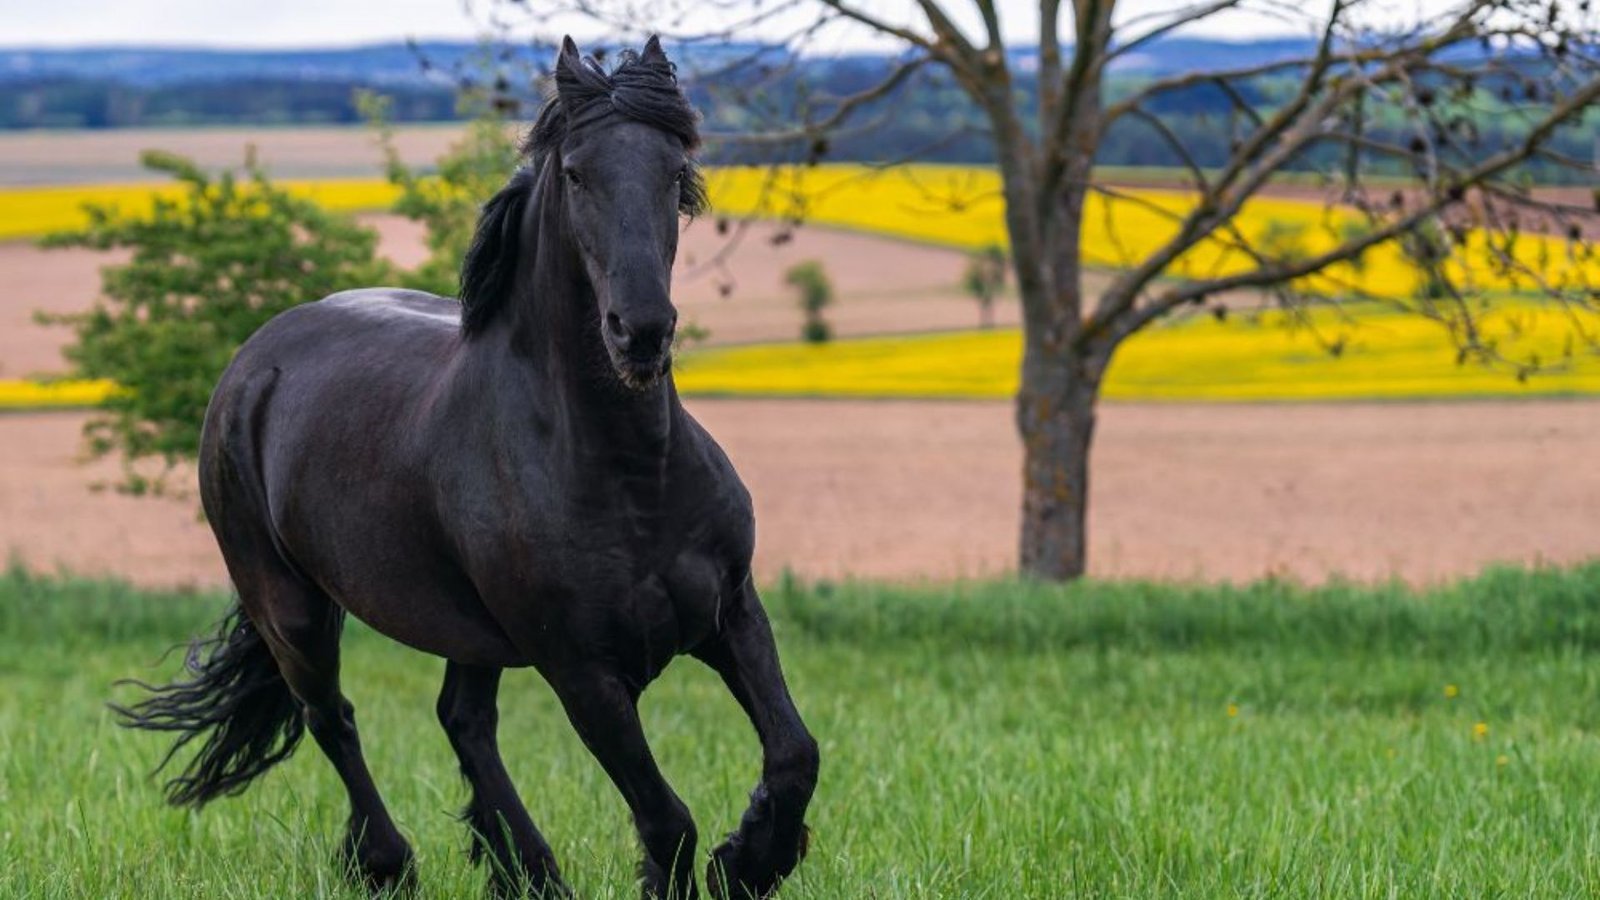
<box><xmin>495</xmin><ymin>0</ymin><xmax>1600</xmax><ymax>580</ymax></box>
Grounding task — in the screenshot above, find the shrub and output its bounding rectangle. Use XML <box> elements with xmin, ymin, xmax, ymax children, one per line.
<box><xmin>961</xmin><ymin>243</ymin><xmax>1007</xmax><ymax>328</ymax></box>
<box><xmin>39</xmin><ymin>150</ymin><xmax>392</xmax><ymax>493</ymax></box>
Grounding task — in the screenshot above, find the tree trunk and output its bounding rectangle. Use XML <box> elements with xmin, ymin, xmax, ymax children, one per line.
<box><xmin>1015</xmin><ymin>338</ymin><xmax>1105</xmax><ymax>580</ymax></box>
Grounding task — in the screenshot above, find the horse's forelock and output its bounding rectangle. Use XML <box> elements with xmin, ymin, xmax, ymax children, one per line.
<box><xmin>522</xmin><ymin>42</ymin><xmax>702</xmax><ymax>168</ymax></box>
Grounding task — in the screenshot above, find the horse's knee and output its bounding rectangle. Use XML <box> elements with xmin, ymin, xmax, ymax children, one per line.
<box><xmin>436</xmin><ymin>688</ymin><xmax>496</xmax><ymax>745</ymax></box>
<box><xmin>303</xmin><ymin>695</ymin><xmax>357</xmax><ymax>743</ymax></box>
<box><xmin>768</xmin><ymin>730</ymin><xmax>819</xmax><ymax>804</ymax></box>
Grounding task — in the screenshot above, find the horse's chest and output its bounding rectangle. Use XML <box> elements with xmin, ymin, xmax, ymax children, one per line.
<box><xmin>523</xmin><ymin>498</ymin><xmax>734</xmax><ymax>634</ymax></box>
<box><xmin>539</xmin><ymin>528</ymin><xmax>728</xmax><ymax>674</ymax></box>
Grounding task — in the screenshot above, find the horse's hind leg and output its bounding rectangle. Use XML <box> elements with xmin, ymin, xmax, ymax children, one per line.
<box><xmin>691</xmin><ymin>581</ymin><xmax>819</xmax><ymax>900</ymax></box>
<box><xmin>245</xmin><ymin>573</ymin><xmax>415</xmax><ymax>892</ymax></box>
<box><xmin>437</xmin><ymin>662</ymin><xmax>568</xmax><ymax>898</ymax></box>
<box><xmin>551</xmin><ymin>669</ymin><xmax>698</xmax><ymax>900</ymax></box>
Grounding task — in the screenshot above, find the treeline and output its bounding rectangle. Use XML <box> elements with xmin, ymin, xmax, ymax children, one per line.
<box><xmin>0</xmin><ymin>76</ymin><xmax>458</xmax><ymax>128</ymax></box>
<box><xmin>4</xmin><ymin>53</ymin><xmax>1591</xmax><ymax>183</ymax></box>
<box><xmin>693</xmin><ymin>57</ymin><xmax>1597</xmax><ymax>183</ymax></box>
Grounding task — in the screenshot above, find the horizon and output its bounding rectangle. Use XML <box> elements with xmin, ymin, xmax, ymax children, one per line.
<box><xmin>2</xmin><ymin>0</ymin><xmax>1383</xmax><ymax>53</ymax></box>
<box><xmin>0</xmin><ymin>32</ymin><xmax>1315</xmax><ymax>54</ymax></box>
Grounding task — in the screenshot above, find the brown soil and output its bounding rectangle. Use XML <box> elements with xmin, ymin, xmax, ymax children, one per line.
<box><xmin>6</xmin><ymin>398</ymin><xmax>1597</xmax><ymax>587</ymax></box>
<box><xmin>0</xmin><ymin>125</ymin><xmax>468</xmax><ymax>186</ymax></box>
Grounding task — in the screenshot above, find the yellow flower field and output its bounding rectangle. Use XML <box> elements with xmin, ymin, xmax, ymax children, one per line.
<box><xmin>706</xmin><ymin>165</ymin><xmax>1596</xmax><ymax>302</ymax></box>
<box><xmin>3</xmin><ymin>164</ymin><xmax>1597</xmax><ymax>407</ymax></box>
<box><xmin>4</xmin><ymin>164</ymin><xmax>1590</xmax><ymax>302</ymax></box>
<box><xmin>675</xmin><ymin>304</ymin><xmax>1600</xmax><ymax>402</ymax></box>
<box><xmin>0</xmin><ymin>179</ymin><xmax>400</xmax><ymax>241</ymax></box>
<box><xmin>0</xmin><ymin>379</ymin><xmax>118</xmax><ymax>410</ymax></box>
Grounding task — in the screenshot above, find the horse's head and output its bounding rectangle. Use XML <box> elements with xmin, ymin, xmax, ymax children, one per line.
<box><xmin>459</xmin><ymin>35</ymin><xmax>706</xmax><ymax>391</ymax></box>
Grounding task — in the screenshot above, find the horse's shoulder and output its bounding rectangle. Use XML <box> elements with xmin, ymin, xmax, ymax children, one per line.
<box><xmin>672</xmin><ymin>408</ymin><xmax>754</xmax><ymax>529</ymax></box>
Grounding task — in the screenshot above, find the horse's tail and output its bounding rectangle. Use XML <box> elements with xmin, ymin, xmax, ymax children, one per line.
<box><xmin>112</xmin><ymin>602</ymin><xmax>305</xmax><ymax>809</ymax></box>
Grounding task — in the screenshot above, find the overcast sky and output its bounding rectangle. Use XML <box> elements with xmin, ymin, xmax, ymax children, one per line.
<box><xmin>2</xmin><ymin>0</ymin><xmax>1460</xmax><ymax>50</ymax></box>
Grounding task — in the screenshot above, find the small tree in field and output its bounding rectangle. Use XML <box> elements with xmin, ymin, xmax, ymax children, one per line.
<box><xmin>962</xmin><ymin>243</ymin><xmax>1008</xmax><ymax>328</ymax></box>
<box><xmin>362</xmin><ymin>91</ymin><xmax>519</xmax><ymax>297</ymax></box>
<box><xmin>41</xmin><ymin>150</ymin><xmax>391</xmax><ymax>493</ymax></box>
<box><xmin>785</xmin><ymin>259</ymin><xmax>835</xmax><ymax>342</ymax></box>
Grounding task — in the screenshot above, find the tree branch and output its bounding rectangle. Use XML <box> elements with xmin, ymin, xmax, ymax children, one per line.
<box><xmin>699</xmin><ymin>56</ymin><xmax>931</xmax><ymax>145</ymax></box>
<box><xmin>1113</xmin><ymin>75</ymin><xmax>1600</xmax><ymax>339</ymax></box>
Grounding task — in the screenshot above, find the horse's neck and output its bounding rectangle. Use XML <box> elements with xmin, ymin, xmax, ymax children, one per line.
<box><xmin>495</xmin><ymin>224</ymin><xmax>679</xmax><ymax>460</ymax></box>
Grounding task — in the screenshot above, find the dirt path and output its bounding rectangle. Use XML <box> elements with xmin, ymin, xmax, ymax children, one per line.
<box><xmin>5</xmin><ymin>399</ymin><xmax>1596</xmax><ymax>588</ymax></box>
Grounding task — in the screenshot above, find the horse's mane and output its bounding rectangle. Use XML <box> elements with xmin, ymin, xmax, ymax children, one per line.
<box><xmin>459</xmin><ymin>40</ymin><xmax>707</xmax><ymax>337</ymax></box>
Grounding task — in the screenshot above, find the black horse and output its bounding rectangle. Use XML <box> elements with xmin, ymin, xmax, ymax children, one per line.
<box><xmin>115</xmin><ymin>37</ymin><xmax>818</xmax><ymax>900</ymax></box>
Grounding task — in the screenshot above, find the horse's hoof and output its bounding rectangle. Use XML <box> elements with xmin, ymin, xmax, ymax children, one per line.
<box><xmin>706</xmin><ymin>827</ymin><xmax>807</xmax><ymax>900</ymax></box>
<box><xmin>337</xmin><ymin>829</ymin><xmax>418</xmax><ymax>896</ymax></box>
<box><xmin>638</xmin><ymin>855</ymin><xmax>698</xmax><ymax>900</ymax></box>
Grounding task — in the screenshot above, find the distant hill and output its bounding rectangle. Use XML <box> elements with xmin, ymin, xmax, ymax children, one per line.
<box><xmin>0</xmin><ymin>37</ymin><xmax>1319</xmax><ymax>87</ymax></box>
<box><xmin>0</xmin><ymin>38</ymin><xmax>1584</xmax><ymax>183</ymax></box>
<box><xmin>0</xmin><ymin>42</ymin><xmax>490</xmax><ymax>87</ymax></box>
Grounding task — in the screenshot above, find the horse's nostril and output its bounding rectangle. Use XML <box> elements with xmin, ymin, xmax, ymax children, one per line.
<box><xmin>605</xmin><ymin>312</ymin><xmax>629</xmax><ymax>342</ymax></box>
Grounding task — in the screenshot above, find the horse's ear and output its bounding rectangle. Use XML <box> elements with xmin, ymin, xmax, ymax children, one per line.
<box><xmin>640</xmin><ymin>35</ymin><xmax>667</xmax><ymax>65</ymax></box>
<box><xmin>554</xmin><ymin>36</ymin><xmax>586</xmax><ymax>105</ymax></box>
<box><xmin>556</xmin><ymin>36</ymin><xmax>582</xmax><ymax>77</ymax></box>
<box><xmin>459</xmin><ymin>172</ymin><xmax>533</xmax><ymax>336</ymax></box>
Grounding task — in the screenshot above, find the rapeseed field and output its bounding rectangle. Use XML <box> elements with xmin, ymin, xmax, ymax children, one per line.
<box><xmin>675</xmin><ymin>303</ymin><xmax>1600</xmax><ymax>402</ymax></box>
<box><xmin>707</xmin><ymin>165</ymin><xmax>1595</xmax><ymax>302</ymax></box>
<box><xmin>0</xmin><ymin>179</ymin><xmax>400</xmax><ymax>241</ymax></box>
<box><xmin>4</xmin><ymin>165</ymin><xmax>1596</xmax><ymax>406</ymax></box>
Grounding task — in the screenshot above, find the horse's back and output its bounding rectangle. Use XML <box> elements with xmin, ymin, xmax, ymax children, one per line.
<box><xmin>206</xmin><ymin>288</ymin><xmax>461</xmax><ymax>481</ymax></box>
<box><xmin>246</xmin><ymin>288</ymin><xmax>462</xmax><ymax>361</ymax></box>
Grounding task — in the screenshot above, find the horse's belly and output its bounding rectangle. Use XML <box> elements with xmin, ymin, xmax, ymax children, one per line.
<box><xmin>332</xmin><ymin>574</ymin><xmax>531</xmax><ymax>668</ymax></box>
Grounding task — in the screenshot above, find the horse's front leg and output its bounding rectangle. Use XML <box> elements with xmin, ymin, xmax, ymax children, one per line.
<box><xmin>692</xmin><ymin>579</ymin><xmax>819</xmax><ymax>900</ymax></box>
<box><xmin>551</xmin><ymin>667</ymin><xmax>699</xmax><ymax>899</ymax></box>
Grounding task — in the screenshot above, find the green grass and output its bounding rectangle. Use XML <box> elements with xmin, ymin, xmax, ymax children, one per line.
<box><xmin>6</xmin><ymin>564</ymin><xmax>1600</xmax><ymax>898</ymax></box>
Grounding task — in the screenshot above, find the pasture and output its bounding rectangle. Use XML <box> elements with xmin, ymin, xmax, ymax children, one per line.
<box><xmin>6</xmin><ymin>565</ymin><xmax>1600</xmax><ymax>898</ymax></box>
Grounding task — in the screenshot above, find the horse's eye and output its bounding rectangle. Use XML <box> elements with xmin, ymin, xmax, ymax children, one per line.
<box><xmin>564</xmin><ymin>168</ymin><xmax>586</xmax><ymax>190</ymax></box>
<box><xmin>673</xmin><ymin>167</ymin><xmax>687</xmax><ymax>186</ymax></box>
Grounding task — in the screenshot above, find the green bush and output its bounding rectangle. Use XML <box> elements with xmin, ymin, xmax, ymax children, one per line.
<box><xmin>40</xmin><ymin>150</ymin><xmax>392</xmax><ymax>493</ymax></box>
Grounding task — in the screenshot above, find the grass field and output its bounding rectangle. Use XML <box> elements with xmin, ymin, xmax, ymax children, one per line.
<box><xmin>6</xmin><ymin>564</ymin><xmax>1600</xmax><ymax>897</ymax></box>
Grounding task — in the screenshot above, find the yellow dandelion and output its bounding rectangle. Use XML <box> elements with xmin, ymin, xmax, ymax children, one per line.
<box><xmin>1226</xmin><ymin>703</ymin><xmax>1240</xmax><ymax>718</ymax></box>
<box><xmin>1473</xmin><ymin>722</ymin><xmax>1490</xmax><ymax>740</ymax></box>
<box><xmin>1496</xmin><ymin>755</ymin><xmax>1510</xmax><ymax>767</ymax></box>
<box><xmin>1444</xmin><ymin>684</ymin><xmax>1459</xmax><ymax>699</ymax></box>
